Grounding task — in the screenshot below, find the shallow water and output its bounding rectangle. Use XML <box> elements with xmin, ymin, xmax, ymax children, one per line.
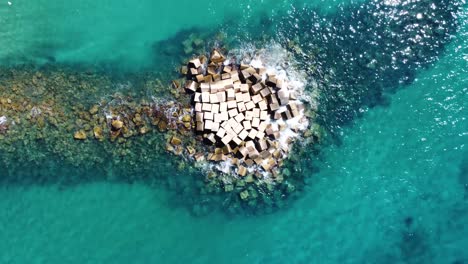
<box><xmin>0</xmin><ymin>0</ymin><xmax>467</xmax><ymax>263</ymax></box>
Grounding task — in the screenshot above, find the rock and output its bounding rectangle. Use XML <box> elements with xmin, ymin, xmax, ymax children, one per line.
<box><xmin>186</xmin><ymin>146</ymin><xmax>196</xmax><ymax>155</ymax></box>
<box><xmin>166</xmin><ymin>143</ymin><xmax>174</xmax><ymax>152</ymax></box>
<box><xmin>93</xmin><ymin>126</ymin><xmax>104</xmax><ymax>139</ymax></box>
<box><xmin>245</xmin><ymin>175</ymin><xmax>254</xmax><ymax>183</ymax></box>
<box><xmin>89</xmin><ymin>105</ymin><xmax>99</xmax><ymax>115</ymax></box>
<box><xmin>74</xmin><ymin>130</ymin><xmax>87</xmax><ymax>140</ymax></box>
<box><xmin>170</xmin><ymin>136</ymin><xmax>182</xmax><ymax>145</ymax></box>
<box><xmin>182</xmin><ymin>114</ymin><xmax>191</xmax><ymax>122</ymax></box>
<box><xmin>224</xmin><ymin>184</ymin><xmax>234</xmax><ymax>192</ymax></box>
<box><xmin>240</xmin><ymin>190</ymin><xmax>249</xmax><ymax>200</ymax></box>
<box><xmin>111</xmin><ymin>120</ymin><xmax>123</xmax><ymax>130</ymax></box>
<box><xmin>158</xmin><ymin>120</ymin><xmax>167</xmax><ymax>132</ymax></box>
<box><xmin>139</xmin><ymin>126</ymin><xmax>149</xmax><ymax>135</ymax></box>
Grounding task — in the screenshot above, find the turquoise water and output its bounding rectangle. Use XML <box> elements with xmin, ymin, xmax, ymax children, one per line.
<box><xmin>0</xmin><ymin>0</ymin><xmax>467</xmax><ymax>263</ymax></box>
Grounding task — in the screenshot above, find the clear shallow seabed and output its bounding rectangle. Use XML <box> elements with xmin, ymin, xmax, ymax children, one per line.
<box><xmin>0</xmin><ymin>0</ymin><xmax>467</xmax><ymax>263</ymax></box>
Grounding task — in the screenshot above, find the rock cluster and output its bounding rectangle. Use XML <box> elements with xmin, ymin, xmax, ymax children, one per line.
<box><xmin>181</xmin><ymin>49</ymin><xmax>308</xmax><ymax>176</ymax></box>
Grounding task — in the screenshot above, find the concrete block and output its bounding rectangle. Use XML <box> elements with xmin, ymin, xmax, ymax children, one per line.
<box><xmin>256</xmin><ymin>139</ymin><xmax>268</xmax><ymax>151</ymax></box>
<box><xmin>251</xmin><ymin>83</ymin><xmax>263</xmax><ymax>94</ymax></box>
<box><xmin>252</xmin><ymin>118</ymin><xmax>260</xmax><ymax>128</ymax></box>
<box><xmin>274</xmin><ymin>111</ymin><xmax>282</xmax><ymax>120</ymax></box>
<box><xmin>245</xmin><ymin>101</ymin><xmax>255</xmax><ymax>110</ymax></box>
<box><xmin>204</xmin><ymin>120</ymin><xmax>213</xmax><ymax>130</ymax></box>
<box><xmin>235</xmin><ymin>92</ymin><xmax>244</xmax><ymax>102</ymax></box>
<box><xmin>233</xmin><ymin>123</ymin><xmax>243</xmax><ymax>134</ymax></box>
<box><xmin>277</xmin><ymin>89</ymin><xmax>290</xmax><ymax>105</ymax></box>
<box><xmin>211</xmin><ymin>122</ymin><xmax>220</xmax><ymax>132</ymax></box>
<box><xmin>259</xmin><ymin>88</ymin><xmax>271</xmax><ymax>98</ymax></box>
<box><xmin>248</xmin><ymin>129</ymin><xmax>258</xmax><ymax>140</ymax></box>
<box><xmin>216</xmin><ymin>128</ymin><xmax>226</xmax><ymax>138</ymax></box>
<box><xmin>245</xmin><ymin>141</ymin><xmax>256</xmax><ymax>151</ymax></box>
<box><xmin>204</xmin><ymin>111</ymin><xmax>213</xmax><ymax>120</ymax></box>
<box><xmin>256</xmin><ymin>131</ymin><xmax>265</xmax><ymax>140</ymax></box>
<box><xmin>240</xmin><ymin>84</ymin><xmax>249</xmax><ymax>92</ymax></box>
<box><xmin>212</xmin><ymin>74</ymin><xmax>221</xmax><ymax>82</ymax></box>
<box><xmin>252</xmin><ymin>108</ymin><xmax>260</xmax><ymax>118</ymax></box>
<box><xmin>221</xmin><ymin>134</ymin><xmax>233</xmax><ymax>145</ymax></box>
<box><xmin>228</xmin><ymin>118</ymin><xmax>239</xmax><ymax>129</ymax></box>
<box><xmin>248</xmin><ymin>73</ymin><xmax>262</xmax><ymax>83</ymax></box>
<box><xmin>242</xmin><ymin>93</ymin><xmax>251</xmax><ymax>103</ymax></box>
<box><xmin>201</xmin><ymin>92</ymin><xmax>210</xmax><ymax>103</ymax></box>
<box><xmin>227</xmin><ymin>100</ymin><xmax>237</xmax><ymax>109</ymax></box>
<box><xmin>196</xmin><ymin>121</ymin><xmax>204</xmax><ymax>131</ymax></box>
<box><xmin>258</xmin><ymin>100</ymin><xmax>267</xmax><ymax>110</ymax></box>
<box><xmin>188</xmin><ymin>58</ymin><xmax>202</xmax><ymax>69</ymax></box>
<box><xmin>202</xmin><ymin>103</ymin><xmax>212</xmax><ymax>112</ymax></box>
<box><xmin>230</xmin><ymin>72</ymin><xmax>239</xmax><ymax>82</ymax></box>
<box><xmin>260</xmin><ymin>150</ymin><xmax>271</xmax><ymax>159</ymax></box>
<box><xmin>266</xmin><ymin>93</ymin><xmax>277</xmax><ymax>103</ymax></box>
<box><xmin>282</xmin><ymin>109</ymin><xmax>293</xmax><ymax>120</ymax></box>
<box><xmin>185</xmin><ymin>80</ymin><xmax>198</xmax><ymax>93</ymax></box>
<box><xmin>220</xmin><ymin>111</ymin><xmax>229</xmax><ymax>121</ymax></box>
<box><xmin>223</xmin><ymin>65</ymin><xmax>232</xmax><ymax>73</ymax></box>
<box><xmin>235</xmin><ymin>113</ymin><xmax>245</xmax><ymax>123</ymax></box>
<box><xmin>238</xmin><ymin>129</ymin><xmax>249</xmax><ymax>140</ymax></box>
<box><xmin>196</xmin><ymin>74</ymin><xmax>205</xmax><ymax>82</ymax></box>
<box><xmin>206</xmin><ymin>133</ymin><xmax>216</xmax><ymax>144</ymax></box>
<box><xmin>210</xmin><ymin>85</ymin><xmax>219</xmax><ymax>94</ymax></box>
<box><xmin>258</xmin><ymin>121</ymin><xmax>268</xmax><ymax>132</ymax></box>
<box><xmin>195</xmin><ymin>103</ymin><xmax>202</xmax><ymax>112</ymax></box>
<box><xmin>232</xmin><ymin>136</ymin><xmax>242</xmax><ymax>146</ymax></box>
<box><xmin>233</xmin><ymin>83</ymin><xmax>242</xmax><ymax>92</ymax></box>
<box><xmin>211</xmin><ymin>104</ymin><xmax>219</xmax><ymax>114</ymax></box>
<box><xmin>220</xmin><ymin>102</ymin><xmax>228</xmax><ymax>112</ymax></box>
<box><xmin>269</xmin><ymin>103</ymin><xmax>280</xmax><ymax>111</ymax></box>
<box><xmin>196</xmin><ymin>112</ymin><xmax>204</xmax><ymax>122</ymax></box>
<box><xmin>245</xmin><ymin>111</ymin><xmax>253</xmax><ymax>121</ymax></box>
<box><xmin>214</xmin><ymin>113</ymin><xmax>221</xmax><ymax>123</ymax></box>
<box><xmin>265</xmin><ymin>76</ymin><xmax>277</xmax><ymax>87</ymax></box>
<box><xmin>276</xmin><ymin>79</ymin><xmax>284</xmax><ymax>89</ymax></box>
<box><xmin>225</xmin><ymin>126</ymin><xmax>236</xmax><ymax>137</ymax></box>
<box><xmin>252</xmin><ymin>94</ymin><xmax>262</xmax><ymax>104</ymax></box>
<box><xmin>243</xmin><ymin>120</ymin><xmax>252</xmax><ymax>130</ymax></box>
<box><xmin>228</xmin><ymin>108</ymin><xmax>238</xmax><ymax>118</ymax></box>
<box><xmin>237</xmin><ymin>102</ymin><xmax>246</xmax><ymax>112</ymax></box>
<box><xmin>210</xmin><ymin>93</ymin><xmax>219</xmax><ymax>103</ymax></box>
<box><xmin>226</xmin><ymin>89</ymin><xmax>235</xmax><ymax>101</ymax></box>
<box><xmin>189</xmin><ymin>68</ymin><xmax>198</xmax><ymax>76</ymax></box>
<box><xmin>203</xmin><ymin>75</ymin><xmax>213</xmax><ymax>83</ymax></box>
<box><xmin>239</xmin><ymin>147</ymin><xmax>248</xmax><ymax>158</ymax></box>
<box><xmin>194</xmin><ymin>92</ymin><xmax>202</xmax><ymax>102</ymax></box>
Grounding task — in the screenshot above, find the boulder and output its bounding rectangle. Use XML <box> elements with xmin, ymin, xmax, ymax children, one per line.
<box><xmin>74</xmin><ymin>130</ymin><xmax>87</xmax><ymax>140</ymax></box>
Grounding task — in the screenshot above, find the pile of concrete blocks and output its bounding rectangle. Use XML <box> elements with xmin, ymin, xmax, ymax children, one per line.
<box><xmin>183</xmin><ymin>49</ymin><xmax>305</xmax><ymax>175</ymax></box>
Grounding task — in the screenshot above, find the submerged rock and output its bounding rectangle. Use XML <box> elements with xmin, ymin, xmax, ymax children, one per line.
<box><xmin>74</xmin><ymin>130</ymin><xmax>87</xmax><ymax>140</ymax></box>
<box><xmin>111</xmin><ymin>120</ymin><xmax>124</xmax><ymax>130</ymax></box>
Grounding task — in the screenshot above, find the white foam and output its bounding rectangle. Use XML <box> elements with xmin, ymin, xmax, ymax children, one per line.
<box><xmin>0</xmin><ymin>116</ymin><xmax>7</xmax><ymax>125</ymax></box>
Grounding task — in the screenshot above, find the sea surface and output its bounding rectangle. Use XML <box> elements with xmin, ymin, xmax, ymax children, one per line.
<box><xmin>0</xmin><ymin>0</ymin><xmax>467</xmax><ymax>263</ymax></box>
